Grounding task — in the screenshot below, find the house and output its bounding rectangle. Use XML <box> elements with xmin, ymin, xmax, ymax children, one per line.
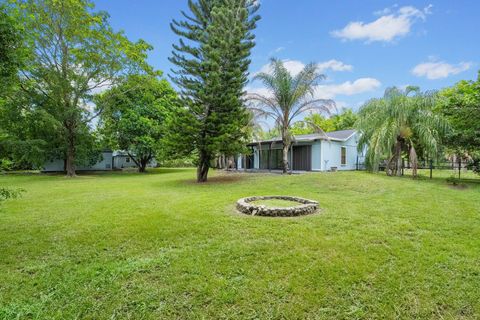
<box><xmin>236</xmin><ymin>129</ymin><xmax>365</xmax><ymax>172</ymax></box>
<box><xmin>42</xmin><ymin>150</ymin><xmax>157</xmax><ymax>172</ymax></box>
<box><xmin>112</xmin><ymin>151</ymin><xmax>157</xmax><ymax>169</ymax></box>
<box><xmin>43</xmin><ymin>150</ymin><xmax>114</xmax><ymax>172</ymax></box>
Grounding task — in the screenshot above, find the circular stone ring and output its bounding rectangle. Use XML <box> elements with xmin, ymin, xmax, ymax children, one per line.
<box><xmin>236</xmin><ymin>196</ymin><xmax>319</xmax><ymax>217</ymax></box>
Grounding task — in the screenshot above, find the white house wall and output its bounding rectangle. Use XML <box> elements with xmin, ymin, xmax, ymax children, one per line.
<box><xmin>77</xmin><ymin>152</ymin><xmax>113</xmax><ymax>171</ymax></box>
<box><xmin>253</xmin><ymin>146</ymin><xmax>259</xmax><ymax>169</ymax></box>
<box><xmin>236</xmin><ymin>155</ymin><xmax>243</xmax><ymax>169</ymax></box>
<box><xmin>320</xmin><ymin>135</ymin><xmax>358</xmax><ymax>171</ymax></box>
<box><xmin>243</xmin><ymin>133</ymin><xmax>360</xmax><ymax>172</ymax></box>
<box><xmin>43</xmin><ymin>152</ymin><xmax>113</xmax><ymax>172</ymax></box>
<box><xmin>42</xmin><ymin>159</ymin><xmax>65</xmax><ymax>172</ymax></box>
<box><xmin>114</xmin><ymin>156</ymin><xmax>137</xmax><ymax>169</ymax></box>
<box><xmin>311</xmin><ymin>141</ymin><xmax>322</xmax><ymax>170</ymax></box>
<box><xmin>113</xmin><ymin>156</ymin><xmax>157</xmax><ymax>169</ymax></box>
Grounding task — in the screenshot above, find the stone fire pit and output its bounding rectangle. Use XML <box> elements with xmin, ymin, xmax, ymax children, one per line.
<box><xmin>236</xmin><ymin>196</ymin><xmax>319</xmax><ymax>217</ymax></box>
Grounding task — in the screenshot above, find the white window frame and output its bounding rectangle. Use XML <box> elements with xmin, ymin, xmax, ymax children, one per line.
<box><xmin>341</xmin><ymin>146</ymin><xmax>347</xmax><ymax>165</ymax></box>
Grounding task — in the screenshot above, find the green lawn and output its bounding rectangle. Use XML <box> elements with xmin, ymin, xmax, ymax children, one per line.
<box><xmin>0</xmin><ymin>169</ymin><xmax>479</xmax><ymax>319</ymax></box>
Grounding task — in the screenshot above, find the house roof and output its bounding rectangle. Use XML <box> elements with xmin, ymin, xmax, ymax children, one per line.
<box><xmin>249</xmin><ymin>129</ymin><xmax>356</xmax><ymax>145</ymax></box>
<box><xmin>112</xmin><ymin>150</ymin><xmax>133</xmax><ymax>157</ymax></box>
<box><xmin>324</xmin><ymin>129</ymin><xmax>356</xmax><ymax>141</ymax></box>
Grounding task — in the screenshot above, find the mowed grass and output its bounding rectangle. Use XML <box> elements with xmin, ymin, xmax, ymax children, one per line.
<box><xmin>0</xmin><ymin>169</ymin><xmax>479</xmax><ymax>319</ymax></box>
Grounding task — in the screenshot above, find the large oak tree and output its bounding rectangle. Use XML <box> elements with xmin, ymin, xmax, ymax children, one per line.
<box><xmin>98</xmin><ymin>75</ymin><xmax>177</xmax><ymax>173</ymax></box>
<box><xmin>5</xmin><ymin>0</ymin><xmax>153</xmax><ymax>176</ymax></box>
<box><xmin>438</xmin><ymin>72</ymin><xmax>480</xmax><ymax>173</ymax></box>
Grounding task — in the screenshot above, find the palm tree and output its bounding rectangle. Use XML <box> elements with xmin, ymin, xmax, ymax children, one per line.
<box><xmin>356</xmin><ymin>86</ymin><xmax>449</xmax><ymax>177</ymax></box>
<box><xmin>247</xmin><ymin>58</ymin><xmax>334</xmax><ymax>173</ymax></box>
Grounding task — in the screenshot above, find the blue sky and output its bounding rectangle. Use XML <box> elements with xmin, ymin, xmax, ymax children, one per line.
<box><xmin>94</xmin><ymin>0</ymin><xmax>479</xmax><ymax>112</ymax></box>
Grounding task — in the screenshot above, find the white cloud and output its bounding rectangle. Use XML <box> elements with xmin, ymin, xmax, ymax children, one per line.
<box><xmin>250</xmin><ymin>60</ymin><xmax>379</xmax><ymax>101</ymax></box>
<box><xmin>256</xmin><ymin>59</ymin><xmax>305</xmax><ymax>76</ymax></box>
<box><xmin>317</xmin><ymin>59</ymin><xmax>353</xmax><ymax>72</ymax></box>
<box><xmin>331</xmin><ymin>5</ymin><xmax>432</xmax><ymax>43</ymax></box>
<box><xmin>255</xmin><ymin>59</ymin><xmax>353</xmax><ymax>77</ymax></box>
<box><xmin>247</xmin><ymin>78</ymin><xmax>381</xmax><ymax>101</ymax></box>
<box><xmin>268</xmin><ymin>46</ymin><xmax>286</xmax><ymax>56</ymax></box>
<box><xmin>314</xmin><ymin>78</ymin><xmax>381</xmax><ymax>99</ymax></box>
<box><xmin>245</xmin><ymin>86</ymin><xmax>272</xmax><ymax>98</ymax></box>
<box><xmin>273</xmin><ymin>46</ymin><xmax>285</xmax><ymax>53</ymax></box>
<box><xmin>412</xmin><ymin>60</ymin><xmax>472</xmax><ymax>79</ymax></box>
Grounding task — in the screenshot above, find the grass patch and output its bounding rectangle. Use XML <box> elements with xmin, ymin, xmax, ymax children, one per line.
<box><xmin>0</xmin><ymin>169</ymin><xmax>479</xmax><ymax>319</ymax></box>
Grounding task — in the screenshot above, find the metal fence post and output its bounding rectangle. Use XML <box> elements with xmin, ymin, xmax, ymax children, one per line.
<box><xmin>458</xmin><ymin>157</ymin><xmax>461</xmax><ymax>179</ymax></box>
<box><xmin>429</xmin><ymin>159</ymin><xmax>433</xmax><ymax>179</ymax></box>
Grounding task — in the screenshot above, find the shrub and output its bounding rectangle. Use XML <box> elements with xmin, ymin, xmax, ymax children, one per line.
<box><xmin>0</xmin><ymin>187</ymin><xmax>25</xmax><ymax>202</ymax></box>
<box><xmin>158</xmin><ymin>158</ymin><xmax>195</xmax><ymax>168</ymax></box>
<box><xmin>0</xmin><ymin>159</ymin><xmax>14</xmax><ymax>171</ymax></box>
<box><xmin>446</xmin><ymin>176</ymin><xmax>459</xmax><ymax>185</ymax></box>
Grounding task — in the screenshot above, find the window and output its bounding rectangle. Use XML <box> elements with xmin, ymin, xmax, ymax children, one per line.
<box><xmin>259</xmin><ymin>149</ymin><xmax>283</xmax><ymax>170</ymax></box>
<box><xmin>126</xmin><ymin>157</ymin><xmax>130</xmax><ymax>163</ymax></box>
<box><xmin>341</xmin><ymin>147</ymin><xmax>347</xmax><ymax>165</ymax></box>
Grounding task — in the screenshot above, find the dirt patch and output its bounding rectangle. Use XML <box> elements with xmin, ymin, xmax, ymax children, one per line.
<box><xmin>182</xmin><ymin>171</ymin><xmax>250</xmax><ymax>185</ymax></box>
<box><xmin>448</xmin><ymin>183</ymin><xmax>468</xmax><ymax>190</ymax></box>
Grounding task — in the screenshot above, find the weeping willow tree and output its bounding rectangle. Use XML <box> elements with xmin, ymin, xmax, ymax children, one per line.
<box><xmin>247</xmin><ymin>58</ymin><xmax>334</xmax><ymax>173</ymax></box>
<box><xmin>356</xmin><ymin>86</ymin><xmax>449</xmax><ymax>177</ymax></box>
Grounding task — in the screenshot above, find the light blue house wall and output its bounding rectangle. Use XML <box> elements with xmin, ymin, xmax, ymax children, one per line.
<box><xmin>112</xmin><ymin>151</ymin><xmax>158</xmax><ymax>169</ymax></box>
<box><xmin>318</xmin><ymin>135</ymin><xmax>358</xmax><ymax>171</ymax></box>
<box><xmin>42</xmin><ymin>159</ymin><xmax>66</xmax><ymax>172</ymax></box>
<box><xmin>43</xmin><ymin>151</ymin><xmax>113</xmax><ymax>172</ymax></box>
<box><xmin>113</xmin><ymin>155</ymin><xmax>136</xmax><ymax>169</ymax></box>
<box><xmin>311</xmin><ymin>141</ymin><xmax>322</xmax><ymax>171</ymax></box>
<box><xmin>237</xmin><ymin>130</ymin><xmax>363</xmax><ymax>172</ymax></box>
<box><xmin>43</xmin><ymin>151</ymin><xmax>159</xmax><ymax>172</ymax></box>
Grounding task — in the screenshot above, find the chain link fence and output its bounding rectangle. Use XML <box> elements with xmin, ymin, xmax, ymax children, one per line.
<box><xmin>356</xmin><ymin>159</ymin><xmax>480</xmax><ymax>180</ymax></box>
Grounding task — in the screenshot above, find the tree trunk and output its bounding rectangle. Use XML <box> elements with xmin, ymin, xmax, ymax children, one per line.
<box><xmin>282</xmin><ymin>142</ymin><xmax>289</xmax><ymax>174</ymax></box>
<box><xmin>387</xmin><ymin>138</ymin><xmax>404</xmax><ymax>176</ymax></box>
<box><xmin>197</xmin><ymin>152</ymin><xmax>210</xmax><ymax>182</ymax></box>
<box><xmin>139</xmin><ymin>158</ymin><xmax>148</xmax><ymax>173</ymax></box>
<box><xmin>409</xmin><ymin>145</ymin><xmax>418</xmax><ymax>178</ymax></box>
<box><xmin>395</xmin><ymin>141</ymin><xmax>403</xmax><ymax>177</ymax></box>
<box><xmin>65</xmin><ymin>129</ymin><xmax>76</xmax><ymax>177</ymax></box>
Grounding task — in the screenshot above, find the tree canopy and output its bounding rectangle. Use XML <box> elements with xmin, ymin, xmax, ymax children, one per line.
<box><xmin>0</xmin><ymin>5</ymin><xmax>22</xmax><ymax>99</ymax></box>
<box><xmin>3</xmin><ymin>0</ymin><xmax>153</xmax><ymax>176</ymax></box>
<box><xmin>98</xmin><ymin>75</ymin><xmax>177</xmax><ymax>172</ymax></box>
<box><xmin>356</xmin><ymin>86</ymin><xmax>449</xmax><ymax>177</ymax></box>
<box><xmin>290</xmin><ymin>108</ymin><xmax>358</xmax><ymax>136</ymax></box>
<box><xmin>438</xmin><ymin>72</ymin><xmax>480</xmax><ymax>170</ymax></box>
<box><xmin>167</xmin><ymin>0</ymin><xmax>260</xmax><ymax>182</ymax></box>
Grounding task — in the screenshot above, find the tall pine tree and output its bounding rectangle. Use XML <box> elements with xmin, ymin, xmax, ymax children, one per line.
<box><xmin>168</xmin><ymin>0</ymin><xmax>260</xmax><ymax>182</ymax></box>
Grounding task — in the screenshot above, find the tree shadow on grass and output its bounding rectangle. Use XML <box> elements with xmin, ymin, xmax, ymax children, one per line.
<box><xmin>39</xmin><ymin>167</ymin><xmax>195</xmax><ymax>178</ymax></box>
<box><xmin>169</xmin><ymin>171</ymin><xmax>253</xmax><ymax>187</ymax></box>
<box><xmin>396</xmin><ymin>172</ymin><xmax>480</xmax><ymax>190</ymax></box>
